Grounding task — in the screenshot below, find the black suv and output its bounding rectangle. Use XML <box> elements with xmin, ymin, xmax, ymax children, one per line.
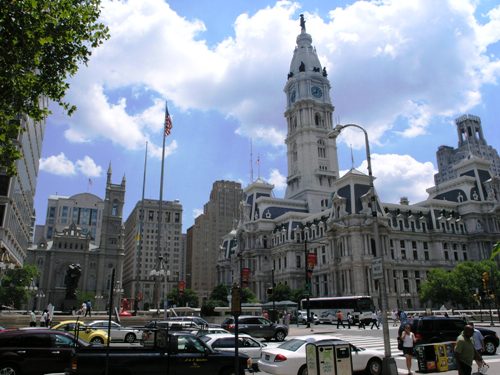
<box><xmin>221</xmin><ymin>315</ymin><xmax>288</xmax><ymax>341</ymax></box>
<box><xmin>408</xmin><ymin>316</ymin><xmax>499</xmax><ymax>355</ymax></box>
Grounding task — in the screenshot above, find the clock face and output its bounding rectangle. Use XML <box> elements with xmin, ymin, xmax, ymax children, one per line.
<box><xmin>311</xmin><ymin>86</ymin><xmax>323</xmax><ymax>98</ymax></box>
<box><xmin>290</xmin><ymin>90</ymin><xmax>296</xmax><ymax>103</ymax></box>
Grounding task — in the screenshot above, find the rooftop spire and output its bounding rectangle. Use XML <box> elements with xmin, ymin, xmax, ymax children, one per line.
<box><xmin>300</xmin><ymin>14</ymin><xmax>306</xmax><ymax>33</ymax></box>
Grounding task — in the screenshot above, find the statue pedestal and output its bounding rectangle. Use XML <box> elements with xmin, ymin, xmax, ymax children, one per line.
<box><xmin>63</xmin><ymin>299</ymin><xmax>78</xmax><ymax>314</ymax></box>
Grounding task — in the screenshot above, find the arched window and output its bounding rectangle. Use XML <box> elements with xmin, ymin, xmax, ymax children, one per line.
<box><xmin>112</xmin><ymin>200</ymin><xmax>119</xmax><ymax>216</ymax></box>
<box><xmin>317</xmin><ymin>139</ymin><xmax>326</xmax><ymax>158</ymax></box>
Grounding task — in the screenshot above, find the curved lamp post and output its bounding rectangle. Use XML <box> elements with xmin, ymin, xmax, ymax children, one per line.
<box><xmin>328</xmin><ymin>123</ymin><xmax>397</xmax><ymax>375</ymax></box>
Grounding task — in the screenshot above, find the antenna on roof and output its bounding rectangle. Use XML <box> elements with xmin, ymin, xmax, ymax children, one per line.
<box><xmin>257</xmin><ymin>153</ymin><xmax>261</xmax><ymax>179</ymax></box>
<box><xmin>250</xmin><ymin>139</ymin><xmax>254</xmax><ymax>183</ymax></box>
<box><xmin>350</xmin><ymin>144</ymin><xmax>355</xmax><ymax>169</ymax></box>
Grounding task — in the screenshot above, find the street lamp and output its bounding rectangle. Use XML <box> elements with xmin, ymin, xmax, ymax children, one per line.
<box><xmin>328</xmin><ymin>123</ymin><xmax>397</xmax><ymax>375</ymax></box>
<box><xmin>150</xmin><ymin>255</ymin><xmax>167</xmax><ymax>316</ymax></box>
<box><xmin>303</xmin><ymin>239</ymin><xmax>327</xmax><ymax>328</ymax></box>
<box><xmin>35</xmin><ymin>290</ymin><xmax>46</xmax><ymax>311</ymax></box>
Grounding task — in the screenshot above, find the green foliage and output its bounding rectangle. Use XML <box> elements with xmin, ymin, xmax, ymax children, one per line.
<box><xmin>0</xmin><ymin>0</ymin><xmax>109</xmax><ymax>175</ymax></box>
<box><xmin>241</xmin><ymin>287</ymin><xmax>258</xmax><ymax>303</ymax></box>
<box><xmin>209</xmin><ymin>284</ymin><xmax>229</xmax><ymax>303</ymax></box>
<box><xmin>167</xmin><ymin>288</ymin><xmax>199</xmax><ymax>308</ymax></box>
<box><xmin>419</xmin><ymin>260</ymin><xmax>500</xmax><ymax>308</ymax></box>
<box><xmin>290</xmin><ymin>288</ymin><xmax>308</xmax><ymax>303</ymax></box>
<box><xmin>269</xmin><ymin>283</ymin><xmax>292</xmax><ymax>301</ymax></box>
<box><xmin>0</xmin><ymin>264</ymin><xmax>39</xmax><ymax>309</ymax></box>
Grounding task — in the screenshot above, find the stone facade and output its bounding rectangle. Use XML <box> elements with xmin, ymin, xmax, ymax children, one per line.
<box><xmin>217</xmin><ymin>19</ymin><xmax>500</xmax><ymax>310</ymax></box>
<box><xmin>27</xmin><ymin>165</ymin><xmax>126</xmax><ymax>311</ymax></box>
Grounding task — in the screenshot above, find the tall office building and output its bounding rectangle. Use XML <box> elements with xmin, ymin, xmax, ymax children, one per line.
<box><xmin>188</xmin><ymin>180</ymin><xmax>243</xmax><ymax>303</ymax></box>
<box><xmin>123</xmin><ymin>199</ymin><xmax>183</xmax><ymax>309</ymax></box>
<box><xmin>42</xmin><ymin>193</ymin><xmax>104</xmax><ymax>246</ymax></box>
<box><xmin>0</xmin><ymin>98</ymin><xmax>47</xmax><ymax>268</ymax></box>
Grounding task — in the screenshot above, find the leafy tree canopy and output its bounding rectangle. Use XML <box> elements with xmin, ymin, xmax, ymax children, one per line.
<box><xmin>209</xmin><ymin>284</ymin><xmax>229</xmax><ymax>303</ymax></box>
<box><xmin>167</xmin><ymin>288</ymin><xmax>199</xmax><ymax>308</ymax></box>
<box><xmin>269</xmin><ymin>283</ymin><xmax>292</xmax><ymax>302</ymax></box>
<box><xmin>0</xmin><ymin>0</ymin><xmax>109</xmax><ymax>175</ymax></box>
<box><xmin>0</xmin><ymin>264</ymin><xmax>39</xmax><ymax>309</ymax></box>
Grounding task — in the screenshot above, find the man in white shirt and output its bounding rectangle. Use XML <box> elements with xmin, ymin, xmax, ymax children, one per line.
<box><xmin>470</xmin><ymin>322</ymin><xmax>484</xmax><ymax>371</ymax></box>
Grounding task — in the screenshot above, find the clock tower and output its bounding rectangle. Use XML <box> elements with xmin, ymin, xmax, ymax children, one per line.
<box><xmin>284</xmin><ymin>15</ymin><xmax>339</xmax><ymax>213</ymax></box>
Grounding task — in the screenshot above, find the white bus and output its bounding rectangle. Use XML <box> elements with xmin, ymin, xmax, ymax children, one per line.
<box><xmin>300</xmin><ymin>296</ymin><xmax>374</xmax><ymax>323</ymax></box>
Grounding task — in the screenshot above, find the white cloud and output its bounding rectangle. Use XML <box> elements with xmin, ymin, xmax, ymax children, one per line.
<box><xmin>40</xmin><ymin>153</ymin><xmax>76</xmax><ymax>176</ymax></box>
<box><xmin>40</xmin><ymin>153</ymin><xmax>104</xmax><ymax>178</ymax></box>
<box><xmin>75</xmin><ymin>156</ymin><xmax>103</xmax><ymax>178</ymax></box>
<box><xmin>353</xmin><ymin>153</ymin><xmax>437</xmax><ymax>204</ymax></box>
<box><xmin>52</xmin><ymin>0</ymin><xmax>500</xmax><ymax>153</ymax></box>
<box><xmin>268</xmin><ymin>168</ymin><xmax>287</xmax><ymax>191</ymax></box>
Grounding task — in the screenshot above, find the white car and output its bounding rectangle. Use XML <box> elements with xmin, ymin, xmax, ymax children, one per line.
<box><xmin>190</xmin><ymin>327</ymin><xmax>230</xmax><ymax>336</ymax></box>
<box><xmin>200</xmin><ymin>333</ymin><xmax>266</xmax><ymax>371</ymax></box>
<box><xmin>258</xmin><ymin>335</ymin><xmax>383</xmax><ymax>375</ymax></box>
<box><xmin>87</xmin><ymin>320</ymin><xmax>142</xmax><ymax>343</ymax></box>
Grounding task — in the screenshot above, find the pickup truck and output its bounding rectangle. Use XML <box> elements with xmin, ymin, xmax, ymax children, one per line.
<box><xmin>67</xmin><ymin>329</ymin><xmax>252</xmax><ymax>375</ymax></box>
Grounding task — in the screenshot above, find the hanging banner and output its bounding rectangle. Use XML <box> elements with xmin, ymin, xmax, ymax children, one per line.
<box><xmin>178</xmin><ymin>280</ymin><xmax>185</xmax><ymax>294</ymax></box>
<box><xmin>242</xmin><ymin>267</ymin><xmax>251</xmax><ymax>288</ymax></box>
<box><xmin>307</xmin><ymin>253</ymin><xmax>317</xmax><ymax>270</ymax></box>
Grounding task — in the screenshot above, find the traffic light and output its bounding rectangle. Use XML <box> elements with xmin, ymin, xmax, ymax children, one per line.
<box><xmin>482</xmin><ymin>271</ymin><xmax>490</xmax><ymax>290</ymax></box>
<box><xmin>266</xmin><ymin>287</ymin><xmax>273</xmax><ymax>295</ymax></box>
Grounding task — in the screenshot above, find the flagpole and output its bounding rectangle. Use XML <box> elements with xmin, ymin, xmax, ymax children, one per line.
<box><xmin>155</xmin><ymin>101</ymin><xmax>171</xmax><ymax>315</ymax></box>
<box><xmin>134</xmin><ymin>141</ymin><xmax>148</xmax><ymax>315</ymax></box>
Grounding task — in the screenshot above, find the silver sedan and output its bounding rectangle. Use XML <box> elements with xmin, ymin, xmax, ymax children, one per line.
<box><xmin>87</xmin><ymin>320</ymin><xmax>142</xmax><ymax>343</ymax></box>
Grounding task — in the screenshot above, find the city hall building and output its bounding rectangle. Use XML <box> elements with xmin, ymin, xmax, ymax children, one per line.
<box><xmin>217</xmin><ymin>19</ymin><xmax>500</xmax><ymax>310</ymax></box>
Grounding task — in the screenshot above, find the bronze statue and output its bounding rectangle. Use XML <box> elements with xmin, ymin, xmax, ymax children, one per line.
<box><xmin>300</xmin><ymin>14</ymin><xmax>306</xmax><ymax>31</ymax></box>
<box><xmin>64</xmin><ymin>263</ymin><xmax>82</xmax><ymax>299</ymax></box>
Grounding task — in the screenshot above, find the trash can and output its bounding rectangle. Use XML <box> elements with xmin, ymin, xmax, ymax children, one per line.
<box><xmin>306</xmin><ymin>339</ymin><xmax>353</xmax><ymax>375</ymax></box>
<box><xmin>415</xmin><ymin>343</ymin><xmax>437</xmax><ymax>373</ymax></box>
<box><xmin>415</xmin><ymin>341</ymin><xmax>457</xmax><ymax>373</ymax></box>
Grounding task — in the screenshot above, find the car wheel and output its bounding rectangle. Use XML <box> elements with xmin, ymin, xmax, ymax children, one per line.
<box><xmin>275</xmin><ymin>330</ymin><xmax>286</xmax><ymax>342</ymax></box>
<box><xmin>125</xmin><ymin>333</ymin><xmax>136</xmax><ymax>343</ymax></box>
<box><xmin>484</xmin><ymin>339</ymin><xmax>497</xmax><ymax>355</ymax></box>
<box><xmin>366</xmin><ymin>358</ymin><xmax>382</xmax><ymax>375</ymax></box>
<box><xmin>297</xmin><ymin>364</ymin><xmax>308</xmax><ymax>375</ymax></box>
<box><xmin>0</xmin><ymin>364</ymin><xmax>19</xmax><ymax>375</ymax></box>
<box><xmin>90</xmin><ymin>336</ymin><xmax>104</xmax><ymax>345</ymax></box>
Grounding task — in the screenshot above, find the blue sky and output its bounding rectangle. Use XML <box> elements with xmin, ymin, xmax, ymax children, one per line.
<box><xmin>36</xmin><ymin>0</ymin><xmax>500</xmax><ymax>232</ymax></box>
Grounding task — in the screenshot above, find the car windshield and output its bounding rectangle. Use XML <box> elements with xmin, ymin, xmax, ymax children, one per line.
<box><xmin>277</xmin><ymin>339</ymin><xmax>306</xmax><ymax>351</ymax></box>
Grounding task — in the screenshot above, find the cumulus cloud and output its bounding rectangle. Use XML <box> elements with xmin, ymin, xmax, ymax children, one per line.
<box><xmin>349</xmin><ymin>153</ymin><xmax>437</xmax><ymax>204</ymax></box>
<box><xmin>40</xmin><ymin>153</ymin><xmax>76</xmax><ymax>176</ymax></box>
<box><xmin>193</xmin><ymin>208</ymin><xmax>204</xmax><ymax>219</ymax></box>
<box><xmin>52</xmin><ymin>0</ymin><xmax>500</xmax><ymax>153</ymax></box>
<box><xmin>40</xmin><ymin>153</ymin><xmax>103</xmax><ymax>178</ymax></box>
<box><xmin>268</xmin><ymin>168</ymin><xmax>287</xmax><ymax>191</ymax></box>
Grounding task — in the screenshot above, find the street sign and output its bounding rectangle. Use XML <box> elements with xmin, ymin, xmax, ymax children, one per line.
<box><xmin>372</xmin><ymin>257</ymin><xmax>383</xmax><ymax>280</ymax></box>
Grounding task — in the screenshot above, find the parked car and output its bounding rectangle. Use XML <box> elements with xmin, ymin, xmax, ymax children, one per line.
<box><xmin>87</xmin><ymin>320</ymin><xmax>142</xmax><ymax>343</ymax></box>
<box><xmin>222</xmin><ymin>315</ymin><xmax>288</xmax><ymax>341</ymax></box>
<box><xmin>144</xmin><ymin>320</ymin><xmax>201</xmax><ymax>330</ymax></box>
<box><xmin>296</xmin><ymin>310</ymin><xmax>319</xmax><ymax>324</ymax></box>
<box><xmin>190</xmin><ymin>327</ymin><xmax>230</xmax><ymax>336</ymax></box>
<box><xmin>407</xmin><ymin>316</ymin><xmax>499</xmax><ymax>355</ymax></box>
<box><xmin>258</xmin><ymin>334</ymin><xmax>383</xmax><ymax>375</ymax></box>
<box><xmin>0</xmin><ymin>328</ymin><xmax>88</xmax><ymax>375</ymax></box>
<box><xmin>166</xmin><ymin>316</ymin><xmax>219</xmax><ymax>328</ymax></box>
<box><xmin>51</xmin><ymin>320</ymin><xmax>109</xmax><ymax>345</ymax></box>
<box><xmin>201</xmin><ymin>333</ymin><xmax>266</xmax><ymax>371</ymax></box>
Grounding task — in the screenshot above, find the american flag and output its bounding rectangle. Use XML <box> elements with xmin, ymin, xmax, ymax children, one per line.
<box><xmin>164</xmin><ymin>101</ymin><xmax>173</xmax><ymax>136</ymax></box>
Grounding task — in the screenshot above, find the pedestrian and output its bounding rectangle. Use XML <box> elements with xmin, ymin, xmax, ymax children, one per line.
<box><xmin>470</xmin><ymin>322</ymin><xmax>485</xmax><ymax>371</ymax></box>
<box><xmin>391</xmin><ymin>309</ymin><xmax>398</xmax><ymax>326</ymax></box>
<box><xmin>400</xmin><ymin>323</ymin><xmax>416</xmax><ymax>375</ymax></box>
<box><xmin>284</xmin><ymin>311</ymin><xmax>290</xmax><ymax>327</ymax></box>
<box><xmin>85</xmin><ymin>300</ymin><xmax>92</xmax><ymax>317</ymax></box>
<box><xmin>359</xmin><ymin>314</ymin><xmax>367</xmax><ymax>329</ymax></box>
<box><xmin>370</xmin><ymin>311</ymin><xmax>379</xmax><ymax>329</ymax></box>
<box><xmin>263</xmin><ymin>310</ymin><xmax>269</xmax><ymax>320</ymax></box>
<box><xmin>29</xmin><ymin>309</ymin><xmax>37</xmax><ymax>327</ymax></box>
<box><xmin>336</xmin><ymin>310</ymin><xmax>345</xmax><ymax>329</ymax></box>
<box><xmin>346</xmin><ymin>312</ymin><xmax>353</xmax><ymax>329</ymax></box>
<box><xmin>41</xmin><ymin>309</ymin><xmax>48</xmax><ymax>327</ymax></box>
<box><xmin>455</xmin><ymin>325</ymin><xmax>483</xmax><ymax>375</ymax></box>
<box><xmin>80</xmin><ymin>301</ymin><xmax>87</xmax><ymax>316</ymax></box>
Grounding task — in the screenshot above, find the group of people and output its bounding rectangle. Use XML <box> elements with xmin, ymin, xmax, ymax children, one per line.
<box><xmin>29</xmin><ymin>308</ymin><xmax>52</xmax><ymax>327</ymax></box>
<box><xmin>77</xmin><ymin>300</ymin><xmax>92</xmax><ymax>316</ymax></box>
<box><xmin>398</xmin><ymin>320</ymin><xmax>485</xmax><ymax>375</ymax></box>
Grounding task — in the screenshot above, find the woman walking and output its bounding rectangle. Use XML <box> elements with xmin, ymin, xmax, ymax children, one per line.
<box><xmin>400</xmin><ymin>324</ymin><xmax>416</xmax><ymax>375</ymax></box>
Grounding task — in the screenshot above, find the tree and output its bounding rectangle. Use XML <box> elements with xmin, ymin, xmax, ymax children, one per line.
<box><xmin>0</xmin><ymin>264</ymin><xmax>39</xmax><ymax>309</ymax></box>
<box><xmin>209</xmin><ymin>284</ymin><xmax>229</xmax><ymax>304</ymax></box>
<box><xmin>269</xmin><ymin>283</ymin><xmax>292</xmax><ymax>301</ymax></box>
<box><xmin>241</xmin><ymin>287</ymin><xmax>258</xmax><ymax>304</ymax></box>
<box><xmin>166</xmin><ymin>288</ymin><xmax>198</xmax><ymax>308</ymax></box>
<box><xmin>0</xmin><ymin>0</ymin><xmax>109</xmax><ymax>175</ymax></box>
